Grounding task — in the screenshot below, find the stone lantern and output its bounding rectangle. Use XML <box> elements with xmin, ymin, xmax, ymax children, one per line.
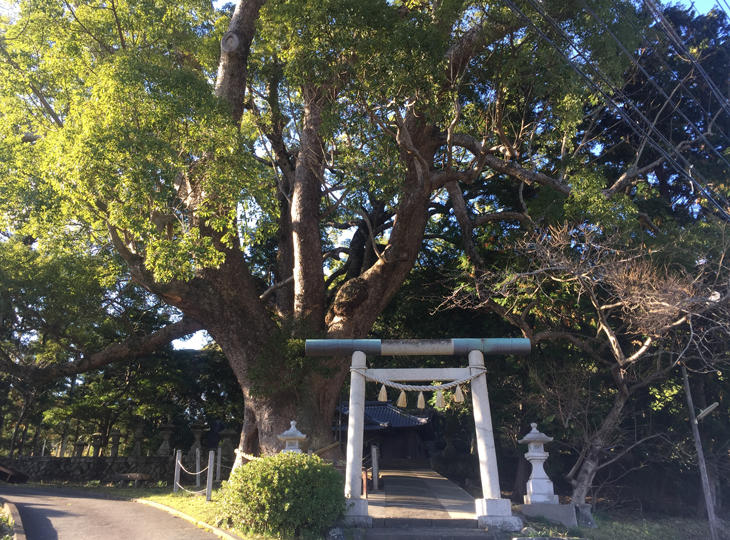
<box><xmin>132</xmin><ymin>423</ymin><xmax>145</xmax><ymax>457</ymax></box>
<box><xmin>91</xmin><ymin>432</ymin><xmax>103</xmax><ymax>458</ymax></box>
<box><xmin>157</xmin><ymin>422</ymin><xmax>175</xmax><ymax>456</ymax></box>
<box><xmin>74</xmin><ymin>438</ymin><xmax>86</xmax><ymax>457</ymax></box>
<box><xmin>277</xmin><ymin>421</ymin><xmax>306</xmax><ymax>453</ymax></box>
<box><xmin>518</xmin><ymin>423</ymin><xmax>558</xmax><ymax>504</ymax></box>
<box><xmin>219</xmin><ymin>428</ymin><xmax>237</xmax><ymax>461</ymax></box>
<box><xmin>109</xmin><ymin>430</ymin><xmax>121</xmax><ymax>457</ymax></box>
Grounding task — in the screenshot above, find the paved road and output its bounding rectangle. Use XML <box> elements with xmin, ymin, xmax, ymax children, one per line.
<box><xmin>0</xmin><ymin>486</ymin><xmax>217</xmax><ymax>540</ymax></box>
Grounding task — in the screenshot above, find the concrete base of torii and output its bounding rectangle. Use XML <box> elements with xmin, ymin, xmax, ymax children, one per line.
<box><xmin>343</xmin><ymin>498</ymin><xmax>371</xmax><ymax>527</ymax></box>
<box><xmin>476</xmin><ymin>498</ymin><xmax>523</xmax><ymax>531</ymax></box>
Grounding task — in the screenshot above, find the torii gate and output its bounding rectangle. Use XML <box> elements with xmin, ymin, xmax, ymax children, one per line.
<box><xmin>305</xmin><ymin>338</ymin><xmax>530</xmax><ymax>530</ymax></box>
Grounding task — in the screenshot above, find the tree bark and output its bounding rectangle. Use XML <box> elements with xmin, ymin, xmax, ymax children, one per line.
<box><xmin>8</xmin><ymin>395</ymin><xmax>30</xmax><ymax>457</ymax></box>
<box><xmin>291</xmin><ymin>87</ymin><xmax>326</xmax><ymax>331</ymax></box>
<box><xmin>16</xmin><ymin>422</ymin><xmax>29</xmax><ymax>457</ymax></box>
<box><xmin>28</xmin><ymin>419</ymin><xmax>41</xmax><ymax>456</ymax></box>
<box><xmin>569</xmin><ymin>390</ymin><xmax>630</xmax><ymax>527</ymax></box>
<box><xmin>215</xmin><ymin>0</ymin><xmax>267</xmax><ymax>123</ymax></box>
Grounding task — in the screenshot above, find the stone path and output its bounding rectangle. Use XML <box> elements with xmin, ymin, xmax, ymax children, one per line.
<box><xmin>368</xmin><ymin>468</ymin><xmax>477</xmax><ymax>526</ymax></box>
<box><xmin>0</xmin><ymin>485</ymin><xmax>218</xmax><ymax>540</ymax></box>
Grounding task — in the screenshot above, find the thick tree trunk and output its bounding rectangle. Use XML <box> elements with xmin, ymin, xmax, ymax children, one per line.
<box><xmin>8</xmin><ymin>396</ymin><xmax>29</xmax><ymax>457</ymax></box>
<box><xmin>16</xmin><ymin>422</ymin><xmax>29</xmax><ymax>457</ymax></box>
<box><xmin>29</xmin><ymin>420</ymin><xmax>41</xmax><ymax>456</ymax></box>
<box><xmin>569</xmin><ymin>391</ymin><xmax>629</xmax><ymax>527</ymax></box>
<box><xmin>58</xmin><ymin>376</ymin><xmax>76</xmax><ymax>457</ymax></box>
<box><xmin>291</xmin><ymin>87</ymin><xmax>326</xmax><ymax>332</ymax></box>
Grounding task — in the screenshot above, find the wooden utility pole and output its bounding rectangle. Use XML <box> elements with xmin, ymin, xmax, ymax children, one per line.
<box><xmin>681</xmin><ymin>364</ymin><xmax>719</xmax><ymax>540</ymax></box>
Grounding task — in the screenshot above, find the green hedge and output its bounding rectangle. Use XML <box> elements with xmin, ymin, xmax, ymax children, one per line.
<box><xmin>218</xmin><ymin>452</ymin><xmax>345</xmax><ymax>537</ymax></box>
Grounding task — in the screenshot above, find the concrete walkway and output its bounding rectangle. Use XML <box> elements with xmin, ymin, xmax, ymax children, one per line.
<box><xmin>368</xmin><ymin>468</ymin><xmax>477</xmax><ymax>526</ymax></box>
<box><xmin>0</xmin><ymin>486</ymin><xmax>218</xmax><ymax>540</ymax></box>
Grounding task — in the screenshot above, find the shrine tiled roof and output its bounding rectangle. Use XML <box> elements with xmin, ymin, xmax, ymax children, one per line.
<box><xmin>338</xmin><ymin>401</ymin><xmax>430</xmax><ymax>430</ymax></box>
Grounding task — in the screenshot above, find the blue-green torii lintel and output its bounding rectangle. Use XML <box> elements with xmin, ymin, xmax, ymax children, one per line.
<box><xmin>304</xmin><ymin>338</ymin><xmax>531</xmax><ymax>356</ymax></box>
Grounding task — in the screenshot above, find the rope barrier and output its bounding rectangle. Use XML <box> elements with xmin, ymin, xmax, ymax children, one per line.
<box><xmin>350</xmin><ymin>366</ymin><xmax>486</xmax><ymax>392</ymax></box>
<box><xmin>313</xmin><ymin>441</ymin><xmax>340</xmax><ymax>455</ymax></box>
<box><xmin>234</xmin><ymin>448</ymin><xmax>261</xmax><ymax>461</ymax></box>
<box><xmin>175</xmin><ymin>482</ymin><xmax>207</xmax><ymax>495</ymax></box>
<box><xmin>176</xmin><ymin>459</ymin><xmax>209</xmax><ymax>476</ymax></box>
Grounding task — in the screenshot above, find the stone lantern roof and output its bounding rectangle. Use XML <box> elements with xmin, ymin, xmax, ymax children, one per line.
<box><xmin>277</xmin><ymin>420</ymin><xmax>307</xmax><ymax>453</ymax></box>
<box><xmin>518</xmin><ymin>423</ymin><xmax>553</xmax><ymax>445</ymax></box>
<box><xmin>277</xmin><ymin>421</ymin><xmax>306</xmax><ymax>442</ymax></box>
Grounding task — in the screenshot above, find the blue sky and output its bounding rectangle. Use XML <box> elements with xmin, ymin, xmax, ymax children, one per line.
<box><xmin>690</xmin><ymin>0</ymin><xmax>724</xmax><ymax>13</ymax></box>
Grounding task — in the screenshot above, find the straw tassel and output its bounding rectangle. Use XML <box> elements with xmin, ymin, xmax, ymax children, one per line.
<box><xmin>416</xmin><ymin>391</ymin><xmax>425</xmax><ymax>409</ymax></box>
<box><xmin>435</xmin><ymin>390</ymin><xmax>445</xmax><ymax>408</ymax></box>
<box><xmin>378</xmin><ymin>384</ymin><xmax>388</xmax><ymax>402</ymax></box>
<box><xmin>396</xmin><ymin>390</ymin><xmax>407</xmax><ymax>408</ymax></box>
<box><xmin>453</xmin><ymin>385</ymin><xmax>465</xmax><ymax>403</ymax></box>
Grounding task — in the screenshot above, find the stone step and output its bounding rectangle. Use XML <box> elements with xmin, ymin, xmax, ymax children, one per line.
<box><xmin>371</xmin><ymin>518</ymin><xmax>478</xmax><ymax>528</ymax></box>
<box><xmin>364</xmin><ymin>528</ymin><xmax>498</xmax><ymax>540</ymax></box>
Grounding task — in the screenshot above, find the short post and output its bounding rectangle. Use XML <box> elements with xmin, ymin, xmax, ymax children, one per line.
<box><xmin>173</xmin><ymin>449</ymin><xmax>181</xmax><ymax>493</ymax></box>
<box><xmin>195</xmin><ymin>447</ymin><xmax>201</xmax><ymax>488</ymax></box>
<box><xmin>371</xmin><ymin>444</ymin><xmax>379</xmax><ymax>491</ymax></box>
<box><xmin>216</xmin><ymin>448</ymin><xmax>221</xmax><ymax>482</ymax></box>
<box><xmin>206</xmin><ymin>450</ymin><xmax>215</xmax><ymax>501</ymax></box>
<box><xmin>343</xmin><ymin>350</ymin><xmax>370</xmax><ymax>525</ymax></box>
<box><xmin>469</xmin><ymin>350</ymin><xmax>521</xmax><ymax>531</ymax></box>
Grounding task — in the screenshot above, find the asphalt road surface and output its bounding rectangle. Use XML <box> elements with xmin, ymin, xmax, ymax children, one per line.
<box><xmin>0</xmin><ymin>485</ymin><xmax>218</xmax><ymax>540</ymax></box>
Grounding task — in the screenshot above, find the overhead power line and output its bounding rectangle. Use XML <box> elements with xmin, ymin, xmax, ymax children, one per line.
<box><xmin>500</xmin><ymin>0</ymin><xmax>730</xmax><ymax>221</ymax></box>
<box><xmin>581</xmin><ymin>1</ymin><xmax>730</xmax><ymax>173</ymax></box>
<box><xmin>645</xmin><ymin>0</ymin><xmax>730</xmax><ymax>120</ymax></box>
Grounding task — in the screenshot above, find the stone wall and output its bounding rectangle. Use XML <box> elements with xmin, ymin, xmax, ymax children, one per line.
<box><xmin>0</xmin><ymin>455</ymin><xmax>174</xmax><ymax>483</ymax></box>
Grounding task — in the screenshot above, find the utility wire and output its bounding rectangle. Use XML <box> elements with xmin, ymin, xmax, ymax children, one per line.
<box><xmin>581</xmin><ymin>1</ymin><xmax>730</xmax><ymax>180</ymax></box>
<box><xmin>645</xmin><ymin>0</ymin><xmax>730</xmax><ymax>120</ymax></box>
<box><xmin>641</xmin><ymin>22</ymin><xmax>730</xmax><ymax>149</ymax></box>
<box><xmin>501</xmin><ymin>0</ymin><xmax>730</xmax><ymax>221</ymax></box>
<box><xmin>603</xmin><ymin>1</ymin><xmax>730</xmax><ymax>138</ymax></box>
<box><xmin>539</xmin><ymin>0</ymin><xmax>730</xmax><ymax>217</ymax></box>
<box><xmin>715</xmin><ymin>0</ymin><xmax>730</xmax><ymax>18</ymax></box>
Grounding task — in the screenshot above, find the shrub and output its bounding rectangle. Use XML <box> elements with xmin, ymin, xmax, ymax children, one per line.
<box><xmin>218</xmin><ymin>452</ymin><xmax>345</xmax><ymax>537</ymax></box>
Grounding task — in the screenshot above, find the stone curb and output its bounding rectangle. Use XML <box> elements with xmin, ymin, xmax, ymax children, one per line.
<box><xmin>1</xmin><ymin>498</ymin><xmax>27</xmax><ymax>540</ymax></box>
<box><xmin>133</xmin><ymin>498</ymin><xmax>243</xmax><ymax>540</ymax></box>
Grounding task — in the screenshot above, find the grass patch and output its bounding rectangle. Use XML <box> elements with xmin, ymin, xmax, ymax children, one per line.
<box><xmin>143</xmin><ymin>491</ymin><xmax>223</xmax><ymax>530</ymax></box>
<box><xmin>0</xmin><ymin>505</ymin><xmax>13</xmax><ymax>540</ymax></box>
<box><xmin>586</xmin><ymin>513</ymin><xmax>712</xmax><ymax>540</ymax></box>
<box><xmin>140</xmin><ymin>489</ymin><xmax>274</xmax><ymax>539</ymax></box>
<box><xmin>517</xmin><ymin>512</ymin><xmax>714</xmax><ymax>540</ymax></box>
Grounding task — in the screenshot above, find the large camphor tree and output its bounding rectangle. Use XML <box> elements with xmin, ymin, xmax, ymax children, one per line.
<box><xmin>2</xmin><ymin>0</ymin><xmax>727</xmax><ymax>480</ymax></box>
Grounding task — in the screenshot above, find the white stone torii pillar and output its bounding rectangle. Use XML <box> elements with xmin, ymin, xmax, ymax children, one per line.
<box><xmin>306</xmin><ymin>338</ymin><xmax>530</xmax><ymax>531</ymax></box>
<box><xmin>468</xmin><ymin>350</ymin><xmax>522</xmax><ymax>530</ymax></box>
<box><xmin>343</xmin><ymin>351</ymin><xmax>370</xmax><ymax>525</ymax></box>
